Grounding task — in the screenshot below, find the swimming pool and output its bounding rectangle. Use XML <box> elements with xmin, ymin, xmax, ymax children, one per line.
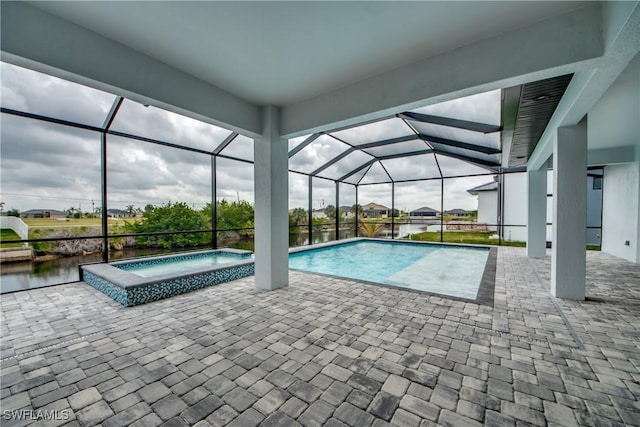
<box><xmin>82</xmin><ymin>239</ymin><xmax>495</xmax><ymax>306</ymax></box>
<box><xmin>289</xmin><ymin>239</ymin><xmax>495</xmax><ymax>302</ymax></box>
<box><xmin>81</xmin><ymin>249</ymin><xmax>254</xmax><ymax>306</ymax></box>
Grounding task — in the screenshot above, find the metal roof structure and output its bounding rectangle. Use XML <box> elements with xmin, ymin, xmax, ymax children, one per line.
<box><xmin>288</xmin><ymin>75</ymin><xmax>572</xmax><ymax>186</ymax></box>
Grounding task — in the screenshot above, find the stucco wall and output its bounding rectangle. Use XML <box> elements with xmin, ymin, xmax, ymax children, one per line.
<box><xmin>477</xmin><ymin>192</ymin><xmax>497</xmax><ymax>231</ymax></box>
<box><xmin>503</xmin><ymin>173</ymin><xmax>538</xmax><ymax>242</ymax></box>
<box><xmin>589</xmin><ymin>55</ymin><xmax>640</xmax><ymax>263</ymax></box>
<box><xmin>602</xmin><ymin>162</ymin><xmax>640</xmax><ymax>263</ymax></box>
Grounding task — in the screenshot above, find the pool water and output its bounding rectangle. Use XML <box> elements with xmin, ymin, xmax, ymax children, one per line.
<box><xmin>289</xmin><ymin>240</ymin><xmax>489</xmax><ymax>299</ymax></box>
<box><xmin>118</xmin><ymin>253</ymin><xmax>248</xmax><ymax>277</ymax></box>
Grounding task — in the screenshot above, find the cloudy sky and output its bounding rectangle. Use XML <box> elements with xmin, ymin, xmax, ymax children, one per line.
<box><xmin>1</xmin><ymin>62</ymin><xmax>498</xmax><ymax>215</ymax></box>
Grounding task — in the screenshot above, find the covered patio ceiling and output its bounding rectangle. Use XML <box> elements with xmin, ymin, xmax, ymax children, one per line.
<box><xmin>22</xmin><ymin>1</ymin><xmax>589</xmax><ymax>107</ymax></box>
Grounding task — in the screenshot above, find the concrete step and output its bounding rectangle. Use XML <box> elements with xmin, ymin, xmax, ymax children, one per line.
<box><xmin>0</xmin><ymin>248</ymin><xmax>34</xmax><ymax>263</ymax></box>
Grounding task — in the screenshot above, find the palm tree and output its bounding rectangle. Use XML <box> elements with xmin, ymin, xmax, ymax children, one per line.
<box><xmin>325</xmin><ymin>205</ymin><xmax>336</xmax><ymax>221</ymax></box>
<box><xmin>359</xmin><ymin>221</ymin><xmax>386</xmax><ymax>237</ymax></box>
<box><xmin>290</xmin><ymin>207</ymin><xmax>308</xmax><ymax>225</ymax></box>
<box><xmin>126</xmin><ymin>205</ymin><xmax>135</xmax><ymax>217</ymax></box>
<box><xmin>351</xmin><ymin>204</ymin><xmax>363</xmax><ymax>218</ymax></box>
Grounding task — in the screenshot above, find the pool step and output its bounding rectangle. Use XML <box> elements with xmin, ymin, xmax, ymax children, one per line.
<box><xmin>386</xmin><ymin>248</ymin><xmax>486</xmax><ymax>299</ymax></box>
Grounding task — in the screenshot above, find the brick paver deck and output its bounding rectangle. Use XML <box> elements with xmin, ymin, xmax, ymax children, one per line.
<box><xmin>1</xmin><ymin>247</ymin><xmax>639</xmax><ymax>426</ymax></box>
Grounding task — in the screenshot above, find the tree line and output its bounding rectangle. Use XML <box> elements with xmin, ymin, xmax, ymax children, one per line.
<box><xmin>125</xmin><ymin>202</ymin><xmax>368</xmax><ymax>248</ymax></box>
<box><xmin>123</xmin><ymin>200</ymin><xmax>255</xmax><ymax>248</ymax></box>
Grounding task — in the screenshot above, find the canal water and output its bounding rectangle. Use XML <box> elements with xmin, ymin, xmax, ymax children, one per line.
<box><xmin>0</xmin><ymin>224</ymin><xmax>429</xmax><ymax>293</ymax></box>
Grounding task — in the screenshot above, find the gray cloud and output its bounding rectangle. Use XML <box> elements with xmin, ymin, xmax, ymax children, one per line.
<box><xmin>1</xmin><ymin>62</ymin><xmax>115</xmax><ymax>126</ymax></box>
<box><xmin>111</xmin><ymin>100</ymin><xmax>234</xmax><ymax>153</ymax></box>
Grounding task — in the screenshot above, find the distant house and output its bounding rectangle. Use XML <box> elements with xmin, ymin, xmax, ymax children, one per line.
<box><xmin>106</xmin><ymin>208</ymin><xmax>130</xmax><ymax>218</ymax></box>
<box><xmin>362</xmin><ymin>202</ymin><xmax>390</xmax><ymax>218</ymax></box>
<box><xmin>311</xmin><ymin>206</ymin><xmax>354</xmax><ymax>220</ymax></box>
<box><xmin>468</xmin><ymin>180</ymin><xmax>498</xmax><ymax>231</ymax></box>
<box><xmin>444</xmin><ymin>209</ymin><xmax>469</xmax><ymax>217</ymax></box>
<box><xmin>339</xmin><ymin>206</ymin><xmax>355</xmax><ymax>219</ymax></box>
<box><xmin>410</xmin><ymin>206</ymin><xmax>439</xmax><ymax>217</ymax></box>
<box><xmin>312</xmin><ymin>208</ymin><xmax>327</xmax><ymax>219</ymax></box>
<box><xmin>20</xmin><ymin>209</ymin><xmax>67</xmax><ymax>219</ymax></box>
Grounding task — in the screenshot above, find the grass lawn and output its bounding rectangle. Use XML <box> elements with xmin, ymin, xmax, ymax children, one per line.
<box><xmin>408</xmin><ymin>231</ymin><xmax>601</xmax><ymax>250</ymax></box>
<box><xmin>0</xmin><ymin>229</ymin><xmax>24</xmax><ymax>248</ymax></box>
<box><xmin>23</xmin><ymin>217</ymin><xmax>139</xmax><ymax>240</ymax></box>
<box><xmin>407</xmin><ymin>231</ymin><xmax>526</xmax><ymax>247</ymax></box>
<box><xmin>23</xmin><ymin>218</ymin><xmax>132</xmax><ymax>228</ymax></box>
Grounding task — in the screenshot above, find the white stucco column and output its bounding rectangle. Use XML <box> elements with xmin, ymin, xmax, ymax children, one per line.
<box><xmin>551</xmin><ymin>118</ymin><xmax>587</xmax><ymax>300</ymax></box>
<box><xmin>527</xmin><ymin>169</ymin><xmax>547</xmax><ymax>258</ymax></box>
<box><xmin>254</xmin><ymin>105</ymin><xmax>288</xmax><ymax>290</ymax></box>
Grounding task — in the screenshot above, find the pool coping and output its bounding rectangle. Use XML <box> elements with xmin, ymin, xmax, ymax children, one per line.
<box><xmin>289</xmin><ymin>237</ymin><xmax>497</xmax><ymax>306</ymax></box>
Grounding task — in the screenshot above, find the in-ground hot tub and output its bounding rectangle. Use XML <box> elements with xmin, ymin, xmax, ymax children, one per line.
<box><xmin>81</xmin><ymin>249</ymin><xmax>254</xmax><ymax>306</ymax></box>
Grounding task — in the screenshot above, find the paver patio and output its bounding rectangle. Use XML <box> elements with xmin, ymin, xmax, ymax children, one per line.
<box><xmin>1</xmin><ymin>247</ymin><xmax>639</xmax><ymax>426</ymax></box>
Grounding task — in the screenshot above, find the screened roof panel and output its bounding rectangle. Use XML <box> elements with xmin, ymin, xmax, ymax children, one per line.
<box><xmin>286</xmin><ymin>90</ymin><xmax>503</xmax><ymax>182</ymax></box>
<box><xmin>288</xmin><ymin>134</ymin><xmax>311</xmax><ymax>152</ymax></box>
<box><xmin>410</xmin><ymin>90</ymin><xmax>501</xmax><ymax>126</ymax></box>
<box><xmin>410</xmin><ymin>120</ymin><xmax>501</xmax><ymax>150</ymax></box>
<box><xmin>219</xmin><ymin>134</ymin><xmax>253</xmax><ymax>161</ymax></box>
<box><xmin>360</xmin><ymin>162</ymin><xmax>392</xmax><ymax>184</ymax></box>
<box><xmin>342</xmin><ymin>164</ymin><xmax>373</xmax><ymax>185</ymax></box>
<box><xmin>111</xmin><ymin>99</ymin><xmax>233</xmax><ymax>152</ymax></box>
<box><xmin>1</xmin><ymin>62</ymin><xmax>116</xmax><ymax>127</ymax></box>
<box><xmin>1</xmin><ymin>112</ymin><xmax>100</xmax><ymax>174</ymax></box>
<box><xmin>0</xmin><ymin>114</ymin><xmax>102</xmax><ymax>212</ymax></box>
<box><xmin>380</xmin><ymin>153</ymin><xmax>441</xmax><ymax>181</ymax></box>
<box><xmin>330</xmin><ymin>118</ymin><xmax>412</xmax><ymax>146</ymax></box>
<box><xmin>316</xmin><ymin>150</ymin><xmax>375</xmax><ymax>180</ymax></box>
<box><xmin>436</xmin><ymin>154</ymin><xmax>492</xmax><ymax>177</ymax></box>
<box><xmin>429</xmin><ymin>142</ymin><xmax>499</xmax><ymax>166</ymax></box>
<box><xmin>106</xmin><ymin>134</ymin><xmax>212</xmax><ymax>210</ymax></box>
<box><xmin>363</xmin><ymin>139</ymin><xmax>430</xmax><ymax>158</ymax></box>
<box><xmin>216</xmin><ymin>156</ymin><xmax>255</xmax><ymax>204</ymax></box>
<box><xmin>289</xmin><ymin>134</ymin><xmax>350</xmax><ymax>174</ymax></box>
